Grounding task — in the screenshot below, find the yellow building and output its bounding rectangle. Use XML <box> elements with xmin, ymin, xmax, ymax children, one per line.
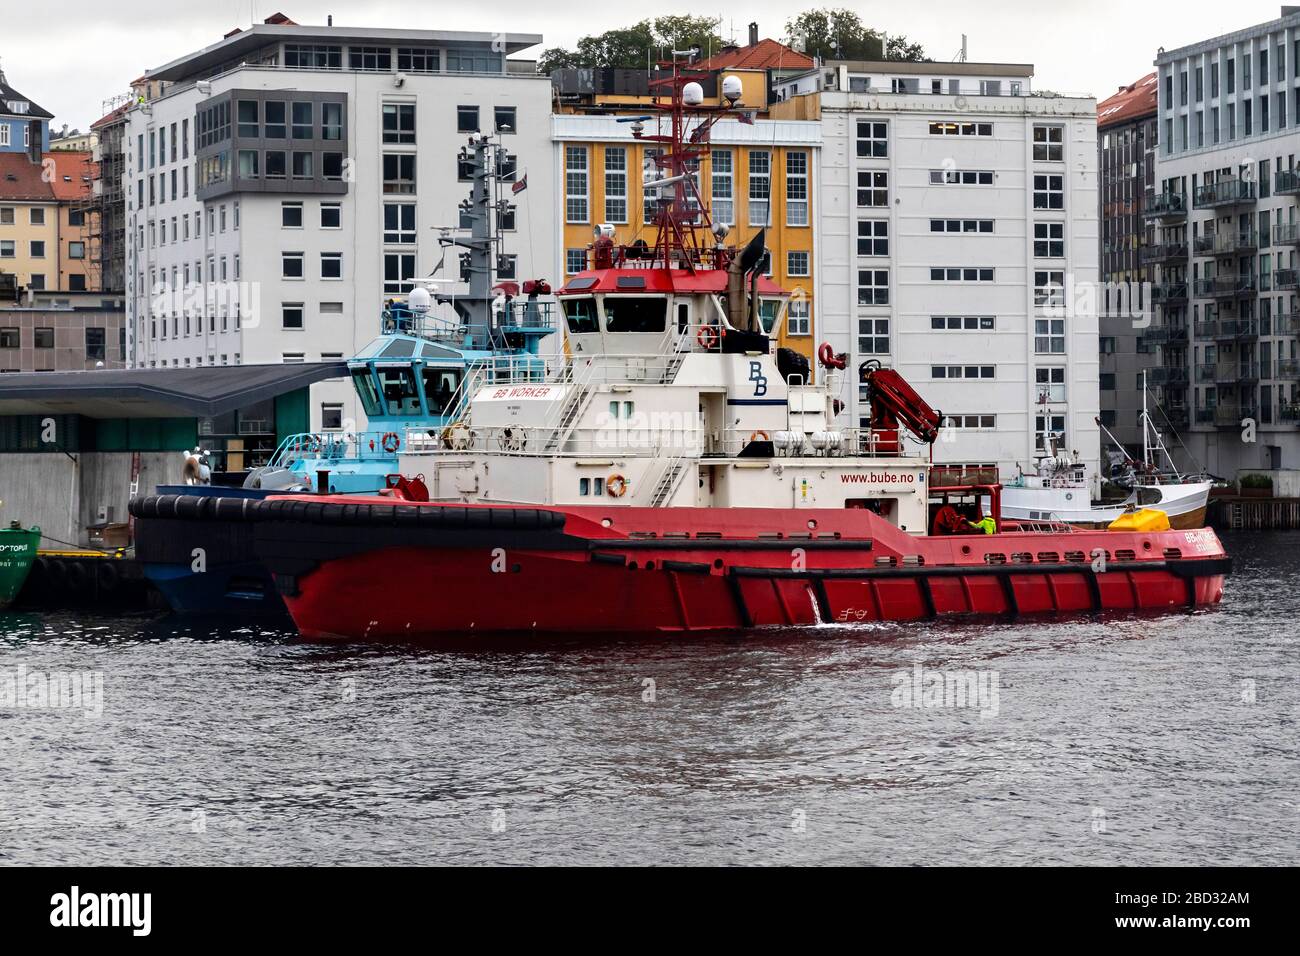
<box><xmin>551</xmin><ymin>64</ymin><xmax>822</xmax><ymax>363</ymax></box>
<box><xmin>0</xmin><ymin>153</ymin><xmax>59</xmax><ymax>293</ymax></box>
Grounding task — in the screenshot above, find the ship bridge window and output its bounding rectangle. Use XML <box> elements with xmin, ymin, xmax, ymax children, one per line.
<box><xmin>377</xmin><ymin>366</ymin><xmax>422</xmax><ymax>416</ymax></box>
<box><xmin>604</xmin><ymin>296</ymin><xmax>667</xmax><ymax>333</ymax></box>
<box><xmin>351</xmin><ymin>368</ymin><xmax>384</xmax><ymax>417</ymax></box>
<box><xmin>422</xmin><ymin>366</ymin><xmax>462</xmax><ymax>415</ymax></box>
<box><xmin>562</xmin><ymin>296</ymin><xmax>599</xmax><ymax>334</ymax></box>
<box><xmin>758</xmin><ymin>297</ymin><xmax>784</xmax><ymax>334</ymax></box>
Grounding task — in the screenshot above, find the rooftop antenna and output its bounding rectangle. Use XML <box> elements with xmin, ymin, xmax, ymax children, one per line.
<box><xmin>956</xmin><ymin>34</ymin><xmax>968</xmax><ymax>63</ymax></box>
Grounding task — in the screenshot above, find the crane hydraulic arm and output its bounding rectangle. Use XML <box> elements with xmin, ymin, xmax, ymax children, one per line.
<box><xmin>859</xmin><ymin>364</ymin><xmax>943</xmax><ymax>451</ymax></box>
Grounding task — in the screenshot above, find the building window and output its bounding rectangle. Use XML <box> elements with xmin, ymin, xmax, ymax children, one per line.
<box><xmin>237</xmin><ymin>100</ymin><xmax>259</xmax><ymax>137</ymax></box>
<box><xmin>494</xmin><ymin>106</ymin><xmax>517</xmax><ymax>133</ymax></box>
<box><xmin>857</xmin><ymin>269</ymin><xmax>889</xmax><ymax>305</ymax></box>
<box><xmin>857</xmin><ymin>220</ymin><xmax>888</xmax><ymax>256</ymax></box>
<box><xmin>282</xmin><ymin>303</ymin><xmax>304</xmax><ymax>330</ymax></box>
<box><xmin>457</xmin><ymin>105</ymin><xmax>479</xmax><ymax>133</ymax></box>
<box><xmin>264</xmin><ymin>151</ymin><xmax>287</xmax><ymax>179</ymax></box>
<box><xmin>1034</xmin><ymin>317</ymin><xmax>1065</xmax><ymax>354</ymax></box>
<box><xmin>384</xmin><ymin>253</ymin><xmax>416</xmax><ymax>294</ymax></box>
<box><xmin>282</xmin><ymin>201</ymin><xmax>304</xmax><ymax>228</ymax></box>
<box><xmin>66</xmin><ymin>241</ymin><xmax>85</xmax><ymax>260</ymax></box>
<box><xmin>787</xmin><ymin>251</ymin><xmax>810</xmax><ymax>276</ymax></box>
<box><xmin>383</xmin><ymin>154</ymin><xmax>416</xmax><ymax>193</ymax></box>
<box><xmin>0</xmin><ymin>240</ymin><xmax>12</xmax><ymax>258</ymax></box>
<box><xmin>856</xmin><ymin>120</ymin><xmax>887</xmax><ymax>157</ymax></box>
<box><xmin>30</xmin><ymin>207</ymin><xmax>45</xmax><ymax>225</ymax></box>
<box><xmin>711</xmin><ymin>149</ymin><xmax>733</xmax><ymax>224</ymax></box>
<box><xmin>282</xmin><ymin>353</ymin><xmax>306</xmax><ymax>364</ymax></box>
<box><xmin>1033</xmin><ymin>173</ymin><xmax>1064</xmax><ymax>209</ymax></box>
<box><xmin>930</xmin><ymin>169</ymin><xmax>994</xmax><ymax>185</ymax></box>
<box><xmin>349</xmin><ymin>46</ymin><xmax>392</xmax><ymax>71</ymax></box>
<box><xmin>787</xmin><ymin>298</ymin><xmax>811</xmax><ymax>336</ymax></box>
<box><xmin>858</xmin><ymin>317</ymin><xmax>890</xmax><ymax>354</ymax></box>
<box><xmin>282</xmin><ymin>252</ymin><xmax>304</xmax><ymax>279</ymax></box>
<box><xmin>931</xmin><ymin>316</ymin><xmax>995</xmax><ymax>331</ymax></box>
<box><xmin>30</xmin><ymin>240</ymin><xmax>45</xmax><ymax>258</ymax></box>
<box><xmin>1035</xmin><ymin>366</ymin><xmax>1066</xmax><ymax>403</ymax></box>
<box><xmin>930</xmin><ymin>218</ymin><xmax>994</xmax><ymax>233</ymax></box>
<box><xmin>0</xmin><ymin>328</ymin><xmax>18</xmax><ymax>348</ymax></box>
<box><xmin>397</xmin><ymin>47</ymin><xmax>439</xmax><ymax>73</ymax></box>
<box><xmin>566</xmin><ymin>248</ymin><xmax>586</xmax><ymax>274</ymax></box>
<box><xmin>604</xmin><ymin>147</ymin><xmax>627</xmax><ymax>223</ymax></box>
<box><xmin>929</xmin><ymin>267</ymin><xmax>994</xmax><ymax>282</ymax></box>
<box><xmin>321</xmin><ymin>252</ymin><xmax>342</xmax><ymax>279</ymax></box>
<box><xmin>497</xmin><ymin>254</ymin><xmax>517</xmax><ymax>279</ymax></box>
<box><xmin>931</xmin><ymin>365</ymin><xmax>995</xmax><ymax>380</ymax></box>
<box><xmin>321</xmin><ymin>404</ymin><xmax>344</xmax><ymax>430</ymax></box>
<box><xmin>237</xmin><ymin>148</ymin><xmax>259</xmax><ymax>178</ymax></box>
<box><xmin>1034</xmin><ymin>270</ymin><xmax>1065</xmax><ymax>309</ymax></box>
<box><xmin>786</xmin><ymin>151</ymin><xmax>808</xmax><ymax>225</ymax></box>
<box><xmin>85</xmin><ymin>327</ymin><xmax>106</xmax><ymax>361</ymax></box>
<box><xmin>565</xmin><ymin>146</ymin><xmax>588</xmax><ymax>223</ymax></box>
<box><xmin>321</xmin><ymin>203</ymin><xmax>341</xmax><ymax>228</ymax></box>
<box><xmin>383</xmin><ymin>203</ymin><xmax>415</xmax><ymax>243</ymax></box>
<box><xmin>856</xmin><ymin>170</ymin><xmax>888</xmax><ymax>206</ymax></box>
<box><xmin>284</xmin><ymin>44</ymin><xmax>342</xmax><ymax>69</ymax></box>
<box><xmin>291</xmin><ymin>152</ymin><xmax>314</xmax><ymax>179</ymax></box>
<box><xmin>1033</xmin><ymin>222</ymin><xmax>1065</xmax><ymax>257</ymax></box>
<box><xmin>34</xmin><ymin>327</ymin><xmax>54</xmax><ymax>348</ymax></box>
<box><xmin>1033</xmin><ymin>124</ymin><xmax>1064</xmax><ymax>161</ymax></box>
<box><xmin>748</xmin><ymin>150</ymin><xmax>771</xmax><ymax>225</ymax></box>
<box><xmin>382</xmin><ymin>104</ymin><xmax>416</xmax><ymax>144</ymax></box>
<box><xmin>0</xmin><ymin>207</ymin><xmax>12</xmax><ymax>225</ymax></box>
<box><xmin>27</xmin><ymin>274</ymin><xmax>45</xmax><ymax>291</ymax></box>
<box><xmin>928</xmin><ymin>121</ymin><xmax>993</xmax><ymax>136</ymax></box>
<box><xmin>1035</xmin><ymin>413</ymin><xmax>1066</xmax><ymax>452</ymax></box>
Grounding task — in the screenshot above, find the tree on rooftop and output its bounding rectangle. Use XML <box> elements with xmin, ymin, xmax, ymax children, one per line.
<box><xmin>537</xmin><ymin>16</ymin><xmax>724</xmax><ymax>74</ymax></box>
<box><xmin>784</xmin><ymin>8</ymin><xmax>927</xmax><ymax>63</ymax></box>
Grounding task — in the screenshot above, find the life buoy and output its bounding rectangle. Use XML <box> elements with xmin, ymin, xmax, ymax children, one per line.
<box><xmin>697</xmin><ymin>325</ymin><xmax>719</xmax><ymax>350</ymax></box>
<box><xmin>749</xmin><ymin>430</ymin><xmax>771</xmax><ymax>443</ymax></box>
<box><xmin>381</xmin><ymin>432</ymin><xmax>401</xmax><ymax>453</ymax></box>
<box><xmin>818</xmin><ymin>342</ymin><xmax>846</xmax><ymax>369</ymax></box>
<box><xmin>607</xmin><ymin>474</ymin><xmax>628</xmax><ymax>498</ymax></box>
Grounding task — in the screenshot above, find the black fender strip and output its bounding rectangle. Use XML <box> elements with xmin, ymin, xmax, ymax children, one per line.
<box><xmin>585</xmin><ymin>538</ymin><xmax>872</xmax><ymax>552</ymax></box>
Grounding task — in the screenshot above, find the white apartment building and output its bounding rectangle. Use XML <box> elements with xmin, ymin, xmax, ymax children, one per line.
<box><xmin>124</xmin><ymin>19</ymin><xmax>557</xmax><ymax>431</ymax></box>
<box><xmin>780</xmin><ymin>61</ymin><xmax>1100</xmax><ymax>475</ymax></box>
<box><xmin>1153</xmin><ymin>7</ymin><xmax>1300</xmax><ymax>476</ymax></box>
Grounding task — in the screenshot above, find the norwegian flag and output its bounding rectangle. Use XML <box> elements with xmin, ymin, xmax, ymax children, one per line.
<box><xmin>738</xmin><ymin>111</ymin><xmax>756</xmax><ymax>126</ymax></box>
<box><xmin>511</xmin><ymin>173</ymin><xmax>528</xmax><ymax>195</ymax></box>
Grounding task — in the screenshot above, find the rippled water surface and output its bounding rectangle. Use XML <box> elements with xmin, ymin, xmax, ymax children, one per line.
<box><xmin>1</xmin><ymin>530</ymin><xmax>1296</xmax><ymax>865</ymax></box>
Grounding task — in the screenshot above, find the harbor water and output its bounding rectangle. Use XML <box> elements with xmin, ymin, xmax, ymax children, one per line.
<box><xmin>1</xmin><ymin>529</ymin><xmax>1295</xmax><ymax>866</ymax></box>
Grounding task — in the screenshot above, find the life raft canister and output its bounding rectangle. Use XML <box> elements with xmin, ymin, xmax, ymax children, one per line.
<box><xmin>381</xmin><ymin>432</ymin><xmax>402</xmax><ymax>453</ymax></box>
<box><xmin>607</xmin><ymin>474</ymin><xmax>628</xmax><ymax>498</ymax></box>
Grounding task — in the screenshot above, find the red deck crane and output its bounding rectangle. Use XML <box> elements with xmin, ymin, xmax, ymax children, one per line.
<box><xmin>859</xmin><ymin>361</ymin><xmax>943</xmax><ymax>455</ymax></box>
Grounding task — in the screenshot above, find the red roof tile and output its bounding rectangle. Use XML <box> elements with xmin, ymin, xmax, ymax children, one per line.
<box><xmin>0</xmin><ymin>153</ymin><xmax>55</xmax><ymax>202</ymax></box>
<box><xmin>1098</xmin><ymin>72</ymin><xmax>1158</xmax><ymax>130</ymax></box>
<box><xmin>696</xmin><ymin>39</ymin><xmax>814</xmax><ymax>72</ymax></box>
<box><xmin>90</xmin><ymin>102</ymin><xmax>131</xmax><ymax>130</ymax></box>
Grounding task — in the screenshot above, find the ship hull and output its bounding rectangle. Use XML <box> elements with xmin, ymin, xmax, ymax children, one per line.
<box><xmin>0</xmin><ymin>527</ymin><xmax>40</xmax><ymax>609</ymax></box>
<box><xmin>191</xmin><ymin>495</ymin><xmax>1233</xmax><ymax>642</ymax></box>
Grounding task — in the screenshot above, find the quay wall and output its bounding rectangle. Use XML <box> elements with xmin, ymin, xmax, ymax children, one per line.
<box><xmin>0</xmin><ymin>453</ymin><xmax>185</xmax><ymax>548</ymax></box>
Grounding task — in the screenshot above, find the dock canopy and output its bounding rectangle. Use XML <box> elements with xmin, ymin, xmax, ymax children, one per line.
<box><xmin>0</xmin><ymin>363</ymin><xmax>347</xmax><ymax>418</ymax></box>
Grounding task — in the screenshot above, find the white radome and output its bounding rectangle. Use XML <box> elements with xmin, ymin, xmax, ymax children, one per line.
<box><xmin>407</xmin><ymin>285</ymin><xmax>432</xmax><ymax>314</ymax></box>
<box><xmin>721</xmin><ymin>75</ymin><xmax>743</xmax><ymax>102</ymax></box>
<box><xmin>682</xmin><ymin>82</ymin><xmax>705</xmax><ymax>106</ymax></box>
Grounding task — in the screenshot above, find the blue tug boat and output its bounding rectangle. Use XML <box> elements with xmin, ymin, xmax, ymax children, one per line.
<box><xmin>132</xmin><ymin>133</ymin><xmax>554</xmax><ymax>614</ymax></box>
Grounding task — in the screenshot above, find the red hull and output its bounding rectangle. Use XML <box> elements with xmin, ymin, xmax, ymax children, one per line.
<box><xmin>249</xmin><ymin>499</ymin><xmax>1230</xmax><ymax>641</ymax></box>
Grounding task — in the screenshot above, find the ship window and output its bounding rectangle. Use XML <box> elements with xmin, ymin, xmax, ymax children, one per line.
<box><xmin>604</xmin><ymin>296</ymin><xmax>666</xmax><ymax>333</ymax></box>
<box><xmin>562</xmin><ymin>297</ymin><xmax>599</xmax><ymax>333</ymax></box>
<box><xmin>378</xmin><ymin>366</ymin><xmax>422</xmax><ymax>416</ymax></box>
<box><xmin>422</xmin><ymin>366</ymin><xmax>462</xmax><ymax>415</ymax></box>
<box><xmin>351</xmin><ymin>368</ymin><xmax>383</xmax><ymax>417</ymax></box>
<box><xmin>580</xmin><ymin>478</ymin><xmax>590</xmax><ymax>496</ymax></box>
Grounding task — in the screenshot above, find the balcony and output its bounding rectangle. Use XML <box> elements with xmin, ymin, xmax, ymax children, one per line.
<box><xmin>1219</xmin><ymin>361</ymin><xmax>1260</xmax><ymax>384</ymax></box>
<box><xmin>1145</xmin><ymin>191</ymin><xmax>1187</xmax><ymax>220</ymax></box>
<box><xmin>1213</xmin><ymin>404</ymin><xmax>1256</xmax><ymax>427</ymax></box>
<box><xmin>1193</xmin><ymin>231</ymin><xmax>1258</xmax><ymax>257</ymax></box>
<box><xmin>1194</xmin><ymin>275</ymin><xmax>1256</xmax><ymax>298</ymax></box>
<box><xmin>1141</xmin><ymin>241</ymin><xmax>1188</xmax><ymax>265</ymax></box>
<box><xmin>1141</xmin><ymin>320</ymin><xmax>1186</xmax><ymax>344</ymax></box>
<box><xmin>1275</xmin><ymin>359</ymin><xmax>1300</xmax><ymax>380</ymax></box>
<box><xmin>1280</xmin><ymin>404</ymin><xmax>1300</xmax><ymax>423</ymax></box>
<box><xmin>1151</xmin><ymin>281</ymin><xmax>1189</xmax><ymax>305</ymax></box>
<box><xmin>1193</xmin><ymin>178</ymin><xmax>1257</xmax><ymax>209</ymax></box>
<box><xmin>1276</xmin><ymin>269</ymin><xmax>1300</xmax><ymax>291</ymax></box>
<box><xmin>1148</xmin><ymin>365</ymin><xmax>1189</xmax><ymax>386</ymax></box>
<box><xmin>1195</xmin><ymin>362</ymin><xmax>1218</xmax><ymax>382</ymax></box>
<box><xmin>1165</xmin><ymin>405</ymin><xmax>1191</xmax><ymax>428</ymax></box>
<box><xmin>1277</xmin><ymin>168</ymin><xmax>1300</xmax><ymax>195</ymax></box>
<box><xmin>1210</xmin><ymin>318</ymin><xmax>1260</xmax><ymax>341</ymax></box>
<box><xmin>1275</xmin><ymin>222</ymin><xmax>1300</xmax><ymax>245</ymax></box>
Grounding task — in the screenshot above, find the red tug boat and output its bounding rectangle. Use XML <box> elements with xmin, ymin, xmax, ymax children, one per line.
<box><xmin>139</xmin><ymin>56</ymin><xmax>1231</xmax><ymax>640</ymax></box>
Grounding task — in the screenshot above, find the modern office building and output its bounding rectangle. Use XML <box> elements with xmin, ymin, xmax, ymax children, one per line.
<box><xmin>1153</xmin><ymin>7</ymin><xmax>1300</xmax><ymax>476</ymax></box>
<box><xmin>124</xmin><ymin>15</ymin><xmax>556</xmax><ymax>431</ymax></box>
<box><xmin>1097</xmin><ymin>73</ymin><xmax>1161</xmax><ymax>454</ymax></box>
<box><xmin>781</xmin><ymin>59</ymin><xmax>1100</xmax><ymax>474</ymax></box>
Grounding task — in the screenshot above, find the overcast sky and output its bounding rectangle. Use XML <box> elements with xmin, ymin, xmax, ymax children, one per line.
<box><xmin>1</xmin><ymin>0</ymin><xmax>1291</xmax><ymax>132</ymax></box>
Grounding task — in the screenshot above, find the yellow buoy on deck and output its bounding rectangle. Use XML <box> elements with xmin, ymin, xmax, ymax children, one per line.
<box><xmin>1107</xmin><ymin>508</ymin><xmax>1171</xmax><ymax>532</ymax></box>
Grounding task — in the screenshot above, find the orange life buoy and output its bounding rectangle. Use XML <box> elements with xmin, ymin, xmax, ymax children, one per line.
<box><xmin>697</xmin><ymin>325</ymin><xmax>719</xmax><ymax>350</ymax></box>
<box><xmin>818</xmin><ymin>342</ymin><xmax>845</xmax><ymax>369</ymax></box>
<box><xmin>749</xmin><ymin>430</ymin><xmax>771</xmax><ymax>443</ymax></box>
<box><xmin>381</xmin><ymin>431</ymin><xmax>401</xmax><ymax>453</ymax></box>
<box><xmin>607</xmin><ymin>474</ymin><xmax>628</xmax><ymax>498</ymax></box>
